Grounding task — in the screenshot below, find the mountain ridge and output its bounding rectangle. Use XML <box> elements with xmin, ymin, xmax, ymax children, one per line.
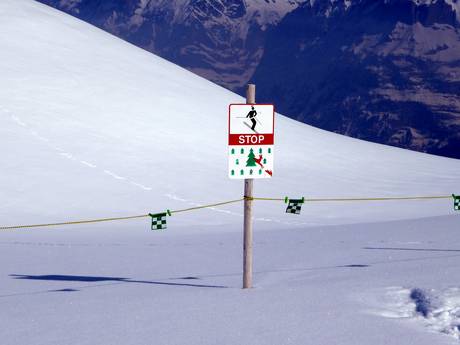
<box><xmin>251</xmin><ymin>0</ymin><xmax>460</xmax><ymax>158</ymax></box>
<box><xmin>38</xmin><ymin>0</ymin><xmax>306</xmax><ymax>90</ymax></box>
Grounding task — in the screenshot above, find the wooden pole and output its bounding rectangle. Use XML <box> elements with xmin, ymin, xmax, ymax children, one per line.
<box><xmin>243</xmin><ymin>84</ymin><xmax>255</xmax><ymax>289</ymax></box>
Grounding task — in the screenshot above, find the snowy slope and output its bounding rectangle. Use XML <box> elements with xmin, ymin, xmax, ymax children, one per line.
<box><xmin>1</xmin><ymin>0</ymin><xmax>459</xmax><ymax>229</ymax></box>
<box><xmin>1</xmin><ymin>1</ymin><xmax>460</xmax><ymax>344</ymax></box>
<box><xmin>37</xmin><ymin>0</ymin><xmax>307</xmax><ymax>91</ymax></box>
<box><xmin>34</xmin><ymin>0</ymin><xmax>460</xmax><ymax>159</ymax></box>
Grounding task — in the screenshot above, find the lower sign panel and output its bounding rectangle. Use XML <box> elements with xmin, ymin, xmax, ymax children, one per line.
<box><xmin>228</xmin><ymin>145</ymin><xmax>274</xmax><ymax>179</ymax></box>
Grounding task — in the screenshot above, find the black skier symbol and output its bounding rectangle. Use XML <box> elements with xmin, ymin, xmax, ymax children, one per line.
<box><xmin>246</xmin><ymin>106</ymin><xmax>257</xmax><ymax>131</ymax></box>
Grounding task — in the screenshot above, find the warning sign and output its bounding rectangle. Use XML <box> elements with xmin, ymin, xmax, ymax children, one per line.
<box><xmin>228</xmin><ymin>104</ymin><xmax>274</xmax><ymax>179</ymax></box>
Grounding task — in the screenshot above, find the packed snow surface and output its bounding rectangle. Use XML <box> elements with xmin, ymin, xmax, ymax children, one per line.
<box><xmin>1</xmin><ymin>0</ymin><xmax>460</xmax><ymax>344</ymax></box>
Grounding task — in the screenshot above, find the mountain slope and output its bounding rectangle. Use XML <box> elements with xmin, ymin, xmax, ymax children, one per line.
<box><xmin>36</xmin><ymin>0</ymin><xmax>306</xmax><ymax>91</ymax></box>
<box><xmin>252</xmin><ymin>0</ymin><xmax>460</xmax><ymax>159</ymax></box>
<box><xmin>1</xmin><ymin>0</ymin><xmax>459</xmax><ymax>227</ymax></box>
<box><xmin>36</xmin><ymin>0</ymin><xmax>460</xmax><ymax>159</ymax></box>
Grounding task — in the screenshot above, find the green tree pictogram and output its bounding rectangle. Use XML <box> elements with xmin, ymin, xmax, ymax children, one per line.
<box><xmin>246</xmin><ymin>148</ymin><xmax>257</xmax><ymax>167</ymax></box>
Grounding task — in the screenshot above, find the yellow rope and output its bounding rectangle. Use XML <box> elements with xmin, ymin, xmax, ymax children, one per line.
<box><xmin>0</xmin><ymin>199</ymin><xmax>245</xmax><ymax>230</ymax></box>
<box><xmin>251</xmin><ymin>195</ymin><xmax>452</xmax><ymax>202</ymax></box>
<box><xmin>171</xmin><ymin>198</ymin><xmax>244</xmax><ymax>214</ymax></box>
<box><xmin>0</xmin><ymin>195</ymin><xmax>454</xmax><ymax>230</ymax></box>
<box><xmin>306</xmin><ymin>196</ymin><xmax>452</xmax><ymax>202</ymax></box>
<box><xmin>0</xmin><ymin>214</ymin><xmax>149</xmax><ymax>230</ymax></box>
<box><xmin>250</xmin><ymin>197</ymin><xmax>284</xmax><ymax>201</ymax></box>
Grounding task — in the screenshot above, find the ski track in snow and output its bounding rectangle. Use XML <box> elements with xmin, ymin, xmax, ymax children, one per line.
<box><xmin>372</xmin><ymin>286</ymin><xmax>460</xmax><ymax>340</ymax></box>
<box><xmin>59</xmin><ymin>152</ymin><xmax>76</xmax><ymax>160</ymax></box>
<box><xmin>80</xmin><ymin>160</ymin><xmax>96</xmax><ymax>168</ymax></box>
<box><xmin>10</xmin><ymin>115</ymin><xmax>26</xmax><ymax>127</ymax></box>
<box><xmin>6</xmin><ymin>112</ymin><xmax>154</xmax><ymax>190</ymax></box>
<box><xmin>129</xmin><ymin>181</ymin><xmax>152</xmax><ymax>191</ymax></box>
<box><xmin>103</xmin><ymin>170</ymin><xmax>126</xmax><ymax>180</ymax></box>
<box><xmin>6</xmin><ymin>112</ymin><xmax>309</xmax><ymax>226</ymax></box>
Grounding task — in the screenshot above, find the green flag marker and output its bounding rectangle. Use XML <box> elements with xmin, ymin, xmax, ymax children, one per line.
<box><xmin>149</xmin><ymin>210</ymin><xmax>171</xmax><ymax>230</ymax></box>
<box><xmin>285</xmin><ymin>197</ymin><xmax>305</xmax><ymax>215</ymax></box>
<box><xmin>453</xmin><ymin>194</ymin><xmax>460</xmax><ymax>211</ymax></box>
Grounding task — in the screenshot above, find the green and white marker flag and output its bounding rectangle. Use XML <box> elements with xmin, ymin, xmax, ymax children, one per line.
<box><xmin>453</xmin><ymin>194</ymin><xmax>460</xmax><ymax>211</ymax></box>
<box><xmin>149</xmin><ymin>210</ymin><xmax>171</xmax><ymax>230</ymax></box>
<box><xmin>285</xmin><ymin>197</ymin><xmax>305</xmax><ymax>215</ymax></box>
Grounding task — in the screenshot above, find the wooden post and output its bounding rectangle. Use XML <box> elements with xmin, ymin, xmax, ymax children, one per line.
<box><xmin>243</xmin><ymin>84</ymin><xmax>255</xmax><ymax>289</ymax></box>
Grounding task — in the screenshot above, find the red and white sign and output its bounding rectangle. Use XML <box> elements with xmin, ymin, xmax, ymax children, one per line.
<box><xmin>228</xmin><ymin>104</ymin><xmax>275</xmax><ymax>179</ymax></box>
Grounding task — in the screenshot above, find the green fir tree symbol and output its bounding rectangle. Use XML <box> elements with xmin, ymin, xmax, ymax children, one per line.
<box><xmin>246</xmin><ymin>148</ymin><xmax>257</xmax><ymax>167</ymax></box>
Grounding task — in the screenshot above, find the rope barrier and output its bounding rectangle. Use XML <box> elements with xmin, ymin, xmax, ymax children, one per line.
<box><xmin>171</xmin><ymin>198</ymin><xmax>244</xmax><ymax>214</ymax></box>
<box><xmin>251</xmin><ymin>195</ymin><xmax>453</xmax><ymax>202</ymax></box>
<box><xmin>0</xmin><ymin>198</ymin><xmax>245</xmax><ymax>230</ymax></box>
<box><xmin>0</xmin><ymin>195</ymin><xmax>456</xmax><ymax>230</ymax></box>
<box><xmin>0</xmin><ymin>214</ymin><xmax>149</xmax><ymax>230</ymax></box>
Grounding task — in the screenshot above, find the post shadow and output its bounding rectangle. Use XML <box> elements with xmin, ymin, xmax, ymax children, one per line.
<box><xmin>10</xmin><ymin>274</ymin><xmax>227</xmax><ymax>289</ymax></box>
<box><xmin>363</xmin><ymin>247</ymin><xmax>460</xmax><ymax>253</ymax></box>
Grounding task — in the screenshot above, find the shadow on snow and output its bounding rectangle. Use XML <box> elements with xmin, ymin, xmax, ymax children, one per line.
<box><xmin>363</xmin><ymin>247</ymin><xmax>460</xmax><ymax>253</ymax></box>
<box><xmin>9</xmin><ymin>274</ymin><xmax>227</xmax><ymax>289</ymax></box>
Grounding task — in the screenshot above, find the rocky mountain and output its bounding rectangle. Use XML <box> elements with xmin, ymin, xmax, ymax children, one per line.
<box><xmin>36</xmin><ymin>0</ymin><xmax>460</xmax><ymax>159</ymax></box>
<box><xmin>37</xmin><ymin>0</ymin><xmax>305</xmax><ymax>90</ymax></box>
<box><xmin>252</xmin><ymin>0</ymin><xmax>460</xmax><ymax>158</ymax></box>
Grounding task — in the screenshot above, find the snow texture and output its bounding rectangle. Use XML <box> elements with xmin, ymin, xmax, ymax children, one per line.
<box><xmin>1</xmin><ymin>1</ymin><xmax>460</xmax><ymax>344</ymax></box>
<box><xmin>374</xmin><ymin>286</ymin><xmax>460</xmax><ymax>340</ymax></box>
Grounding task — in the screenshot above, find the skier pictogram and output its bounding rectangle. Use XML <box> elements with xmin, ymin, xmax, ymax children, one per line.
<box><xmin>244</xmin><ymin>121</ymin><xmax>259</xmax><ymax>134</ymax></box>
<box><xmin>246</xmin><ymin>106</ymin><xmax>258</xmax><ymax>131</ymax></box>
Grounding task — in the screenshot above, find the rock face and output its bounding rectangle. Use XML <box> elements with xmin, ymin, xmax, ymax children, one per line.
<box><xmin>37</xmin><ymin>0</ymin><xmax>304</xmax><ymax>91</ymax></box>
<box><xmin>37</xmin><ymin>0</ymin><xmax>460</xmax><ymax>158</ymax></box>
<box><xmin>251</xmin><ymin>0</ymin><xmax>460</xmax><ymax>158</ymax></box>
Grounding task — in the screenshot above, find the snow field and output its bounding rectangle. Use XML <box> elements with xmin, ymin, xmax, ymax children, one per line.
<box><xmin>1</xmin><ymin>0</ymin><xmax>460</xmax><ymax>344</ymax></box>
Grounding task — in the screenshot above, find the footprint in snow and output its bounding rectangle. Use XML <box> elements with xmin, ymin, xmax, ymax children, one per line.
<box><xmin>374</xmin><ymin>286</ymin><xmax>460</xmax><ymax>340</ymax></box>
